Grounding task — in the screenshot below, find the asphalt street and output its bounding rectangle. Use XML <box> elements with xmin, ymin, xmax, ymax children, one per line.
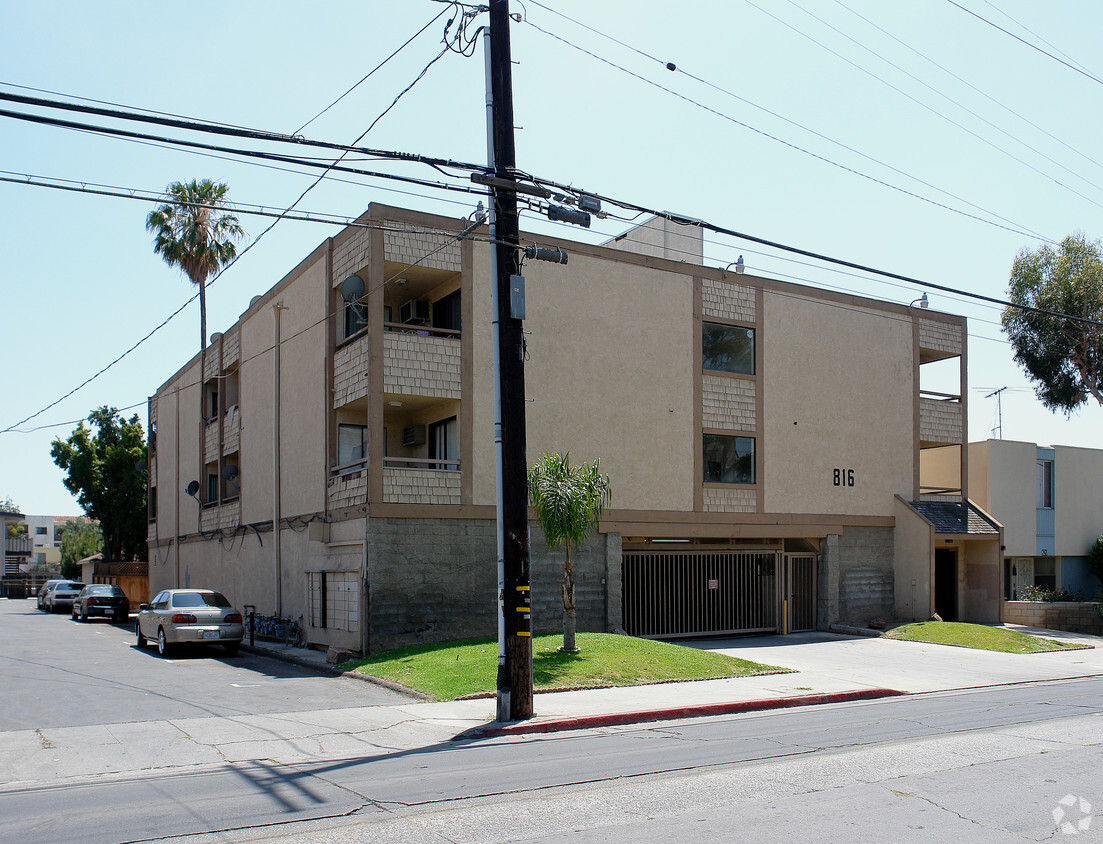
<box><xmin>1</xmin><ymin>598</ymin><xmax>404</xmax><ymax>731</ymax></box>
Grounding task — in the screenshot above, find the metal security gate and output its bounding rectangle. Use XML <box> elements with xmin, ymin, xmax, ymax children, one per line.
<box><xmin>783</xmin><ymin>553</ymin><xmax>817</xmax><ymax>633</ymax></box>
<box><xmin>623</xmin><ymin>550</ymin><xmax>779</xmax><ymax>638</ymax></box>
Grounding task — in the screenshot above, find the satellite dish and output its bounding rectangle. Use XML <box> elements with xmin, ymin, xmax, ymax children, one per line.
<box><xmin>185</xmin><ymin>480</ymin><xmax>200</xmax><ymax>498</ymax></box>
<box><xmin>221</xmin><ymin>464</ymin><xmax>240</xmax><ymax>483</ymax></box>
<box><xmin>340</xmin><ymin>274</ymin><xmax>365</xmax><ymax>303</ymax></box>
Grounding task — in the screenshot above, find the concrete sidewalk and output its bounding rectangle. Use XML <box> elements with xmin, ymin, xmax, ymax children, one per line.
<box><xmin>245</xmin><ymin>625</ymin><xmax>1103</xmax><ymax>737</ymax></box>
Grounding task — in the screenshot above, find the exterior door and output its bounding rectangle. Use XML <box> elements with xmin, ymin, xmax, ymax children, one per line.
<box><xmin>785</xmin><ymin>554</ymin><xmax>817</xmax><ymax>632</ymax></box>
<box><xmin>934</xmin><ymin>549</ymin><xmax>958</xmax><ymax>621</ymax></box>
<box><xmin>1010</xmin><ymin>557</ymin><xmax>1034</xmax><ymax>600</ymax></box>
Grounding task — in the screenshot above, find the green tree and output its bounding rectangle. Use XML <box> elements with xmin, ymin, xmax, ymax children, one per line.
<box><xmin>1089</xmin><ymin>534</ymin><xmax>1103</xmax><ymax>590</ymax></box>
<box><xmin>145</xmin><ymin>179</ymin><xmax>245</xmax><ymax>359</ymax></box>
<box><xmin>1</xmin><ymin>495</ymin><xmax>25</xmax><ymax>538</ymax></box>
<box><xmin>59</xmin><ymin>519</ymin><xmax>103</xmax><ymax>580</ymax></box>
<box><xmin>528</xmin><ymin>452</ymin><xmax>612</xmax><ymax>652</ymax></box>
<box><xmin>50</xmin><ymin>407</ymin><xmax>147</xmax><ymax>563</ymax></box>
<box><xmin>1002</xmin><ymin>233</ymin><xmax>1103</xmax><ymax>413</ymax></box>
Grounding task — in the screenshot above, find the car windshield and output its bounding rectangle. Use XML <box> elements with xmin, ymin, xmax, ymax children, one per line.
<box><xmin>171</xmin><ymin>591</ymin><xmax>231</xmax><ymax>609</ymax></box>
<box><xmin>89</xmin><ymin>586</ymin><xmax>122</xmax><ymax>595</ymax></box>
<box><xmin>60</xmin><ymin>582</ymin><xmax>84</xmax><ymax>590</ymax></box>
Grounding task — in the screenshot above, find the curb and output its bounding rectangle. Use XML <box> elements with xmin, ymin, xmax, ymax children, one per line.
<box><xmin>463</xmin><ymin>688</ymin><xmax>906</xmax><ymax>738</ymax></box>
<box><xmin>240</xmin><ymin>643</ymin><xmax>341</xmax><ymax>675</ymax></box>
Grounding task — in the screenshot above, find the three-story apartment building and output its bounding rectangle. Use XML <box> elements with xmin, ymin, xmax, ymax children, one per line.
<box><xmin>147</xmin><ymin>203</ymin><xmax>1001</xmax><ymax>654</ymax></box>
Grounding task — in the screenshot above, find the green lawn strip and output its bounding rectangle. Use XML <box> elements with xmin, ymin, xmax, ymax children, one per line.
<box><xmin>340</xmin><ymin>632</ymin><xmax>791</xmax><ymax>701</ymax></box>
<box><xmin>883</xmin><ymin>621</ymin><xmax>1090</xmax><ymax>654</ymax></box>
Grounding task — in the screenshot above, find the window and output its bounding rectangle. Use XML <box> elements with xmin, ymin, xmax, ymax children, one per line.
<box><xmin>338</xmin><ymin>424</ymin><xmax>367</xmax><ymax>471</ymax></box>
<box><xmin>703</xmin><ymin>322</ymin><xmax>755</xmax><ymax>375</ymax></box>
<box><xmin>343</xmin><ymin>299</ymin><xmax>368</xmax><ymax>339</ymax></box>
<box><xmin>207</xmin><ymin>473</ymin><xmax>219</xmax><ymax>505</ymax></box>
<box><xmin>432</xmin><ymin>289</ymin><xmax>461</xmax><ymax>334</ymax></box>
<box><xmin>429</xmin><ymin>416</ymin><xmax>459</xmax><ymax>469</ymax></box>
<box><xmin>703</xmin><ymin>434</ymin><xmax>755</xmax><ymax>484</ymax></box>
<box><xmin>1036</xmin><ymin>459</ymin><xmax>1053</xmax><ymax>508</ymax></box>
<box><xmin>35</xmin><ymin>526</ymin><xmax>47</xmax><ymax>535</ymax></box>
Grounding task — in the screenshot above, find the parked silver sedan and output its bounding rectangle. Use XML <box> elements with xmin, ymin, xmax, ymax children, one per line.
<box><xmin>136</xmin><ymin>589</ymin><xmax>244</xmax><ymax>657</ymax></box>
<box><xmin>43</xmin><ymin>580</ymin><xmax>85</xmax><ymax>613</ymax></box>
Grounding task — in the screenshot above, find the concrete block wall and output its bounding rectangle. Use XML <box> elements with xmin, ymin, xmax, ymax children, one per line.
<box><xmin>382</xmin><ymin>468</ymin><xmax>461</xmax><ymax>504</ymax></box>
<box><xmin>382</xmin><ymin>333</ymin><xmax>461</xmax><ymax>398</ymax></box>
<box><xmin>702</xmin><ymin>374</ymin><xmax>756</xmax><ymax>430</ymax></box>
<box><xmin>333</xmin><ymin>334</ymin><xmax>370</xmax><ymax>407</ymax></box>
<box><xmin>364</xmin><ymin>517</ymin><xmax>609</xmax><ymax>653</ymax></box>
<box><xmin>819</xmin><ymin>526</ymin><xmax>895</xmax><ymax>627</ymax></box>
<box><xmin>702</xmin><ymin>486</ymin><xmax>757</xmax><ymax>513</ymax></box>
<box><xmin>920</xmin><ymin>397</ymin><xmax>963</xmax><ymax>444</ymax></box>
<box><xmin>701</xmin><ymin>278</ymin><xmax>755</xmax><ymax>323</ymax></box>
<box><xmin>918</xmin><ymin>318</ymin><xmax>963</xmax><ymax>357</ymax></box>
<box><xmin>1001</xmin><ymin>600</ymin><xmax>1102</xmax><ymax>635</ymax></box>
<box><xmin>383</xmin><ymin>227</ymin><xmax>461</xmax><ymax>272</ymax></box>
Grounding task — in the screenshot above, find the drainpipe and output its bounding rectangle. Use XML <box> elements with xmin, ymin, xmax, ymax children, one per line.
<box><xmin>273</xmin><ymin>301</ymin><xmax>286</xmax><ymax>616</ymax></box>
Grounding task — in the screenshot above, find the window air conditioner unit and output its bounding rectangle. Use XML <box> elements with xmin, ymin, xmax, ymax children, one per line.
<box><xmin>400</xmin><ymin>299</ymin><xmax>431</xmax><ymax>325</ymax></box>
<box><xmin>402</xmin><ymin>425</ymin><xmax>426</xmax><ymax>447</ymax></box>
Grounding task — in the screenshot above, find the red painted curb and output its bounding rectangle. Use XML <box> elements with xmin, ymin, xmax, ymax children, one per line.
<box><xmin>467</xmin><ymin>688</ymin><xmax>906</xmax><ymax>738</ymax></box>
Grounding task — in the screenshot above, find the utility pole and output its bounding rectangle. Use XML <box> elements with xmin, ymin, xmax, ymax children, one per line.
<box><xmin>487</xmin><ymin>0</ymin><xmax>533</xmax><ymax>721</ymax></box>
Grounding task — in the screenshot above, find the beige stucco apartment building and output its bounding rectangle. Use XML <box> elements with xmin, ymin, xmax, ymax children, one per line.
<box><xmin>147</xmin><ymin>203</ymin><xmax>1001</xmax><ymax>655</ymax></box>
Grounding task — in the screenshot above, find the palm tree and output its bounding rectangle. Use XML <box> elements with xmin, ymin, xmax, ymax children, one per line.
<box><xmin>146</xmin><ymin>179</ymin><xmax>244</xmax><ymax>357</ymax></box>
<box><xmin>528</xmin><ymin>452</ymin><xmax>612</xmax><ymax>652</ymax></box>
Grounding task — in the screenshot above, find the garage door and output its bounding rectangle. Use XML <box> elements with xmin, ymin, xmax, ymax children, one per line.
<box><xmin>623</xmin><ymin>550</ymin><xmax>780</xmax><ymax>638</ymax></box>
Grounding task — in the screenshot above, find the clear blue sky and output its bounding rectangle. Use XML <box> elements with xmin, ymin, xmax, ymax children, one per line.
<box><xmin>2</xmin><ymin>0</ymin><xmax>1100</xmax><ymax>515</ymax></box>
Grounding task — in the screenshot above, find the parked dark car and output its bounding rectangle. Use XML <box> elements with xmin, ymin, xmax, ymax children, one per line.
<box><xmin>72</xmin><ymin>584</ymin><xmax>130</xmax><ymax>622</ymax></box>
<box><xmin>42</xmin><ymin>580</ymin><xmax>85</xmax><ymax>613</ymax></box>
<box><xmin>37</xmin><ymin>579</ymin><xmax>61</xmax><ymax>610</ymax></box>
<box><xmin>136</xmin><ymin>589</ymin><xmax>245</xmax><ymax>657</ymax></box>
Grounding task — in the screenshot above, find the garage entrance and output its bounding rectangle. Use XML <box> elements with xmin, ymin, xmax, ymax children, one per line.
<box><xmin>623</xmin><ymin>549</ymin><xmax>817</xmax><ymax>638</ymax></box>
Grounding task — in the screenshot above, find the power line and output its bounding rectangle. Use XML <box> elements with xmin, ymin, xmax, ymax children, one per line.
<box><xmin>946</xmin><ymin>0</ymin><xmax>1103</xmax><ymax>87</ymax></box>
<box><xmin>0</xmin><ymin>106</ymin><xmax>487</xmax><ymax>199</ymax></box>
<box><xmin>0</xmin><ymin>89</ymin><xmax>489</xmax><ymax>175</ymax></box>
<box><xmin>520</xmin><ymin>15</ymin><xmax>1048</xmax><ymax>241</ymax></box>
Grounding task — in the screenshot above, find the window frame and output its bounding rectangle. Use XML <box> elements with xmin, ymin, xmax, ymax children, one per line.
<box><xmin>702</xmin><ymin>433</ymin><xmax>756</xmax><ymax>485</ymax></box>
<box><xmin>702</xmin><ymin>321</ymin><xmax>755</xmax><ymax>376</ymax></box>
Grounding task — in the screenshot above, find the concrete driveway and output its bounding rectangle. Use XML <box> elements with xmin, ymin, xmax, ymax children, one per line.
<box><xmin>685</xmin><ymin>626</ymin><xmax>1103</xmax><ymax>693</ymax></box>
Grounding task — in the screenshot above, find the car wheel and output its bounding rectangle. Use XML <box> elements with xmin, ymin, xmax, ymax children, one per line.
<box><xmin>80</xmin><ymin>607</ymin><xmax>88</xmax><ymax>623</ymax></box>
<box><xmin>223</xmin><ymin>642</ymin><xmax>240</xmax><ymax>657</ymax></box>
<box><xmin>157</xmin><ymin>628</ymin><xmax>172</xmax><ymax>657</ymax></box>
<box><xmin>136</xmin><ymin>622</ymin><xmax>148</xmax><ymax>648</ymax></box>
<box><xmin>72</xmin><ymin>607</ymin><xmax>78</xmax><ymax>621</ymax></box>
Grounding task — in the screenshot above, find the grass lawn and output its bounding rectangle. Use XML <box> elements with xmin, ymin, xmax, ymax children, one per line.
<box><xmin>883</xmin><ymin>621</ymin><xmax>1090</xmax><ymax>654</ymax></box>
<box><xmin>340</xmin><ymin>632</ymin><xmax>791</xmax><ymax>701</ymax></box>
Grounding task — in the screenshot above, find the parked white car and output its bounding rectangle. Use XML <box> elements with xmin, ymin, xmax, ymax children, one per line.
<box><xmin>136</xmin><ymin>589</ymin><xmax>244</xmax><ymax>657</ymax></box>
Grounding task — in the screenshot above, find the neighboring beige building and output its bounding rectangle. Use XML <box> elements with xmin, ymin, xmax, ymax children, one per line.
<box><xmin>965</xmin><ymin>439</ymin><xmax>1103</xmax><ymax>599</ymax></box>
<box><xmin>147</xmin><ymin>203</ymin><xmax>1000</xmax><ymax>655</ymax></box>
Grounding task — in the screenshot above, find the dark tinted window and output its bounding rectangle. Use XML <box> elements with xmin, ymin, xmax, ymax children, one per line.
<box><xmin>703</xmin><ymin>434</ymin><xmax>756</xmax><ymax>484</ymax></box>
<box><xmin>59</xmin><ymin>582</ymin><xmax>85</xmax><ymax>590</ymax></box>
<box><xmin>703</xmin><ymin>322</ymin><xmax>755</xmax><ymax>374</ymax></box>
<box><xmin>172</xmin><ymin>591</ymin><xmax>232</xmax><ymax>608</ymax></box>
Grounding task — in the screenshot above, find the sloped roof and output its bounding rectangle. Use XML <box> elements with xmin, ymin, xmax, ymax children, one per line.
<box><xmin>910</xmin><ymin>501</ymin><xmax>1000</xmax><ymax>535</ymax></box>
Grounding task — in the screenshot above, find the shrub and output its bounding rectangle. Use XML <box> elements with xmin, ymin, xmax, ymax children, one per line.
<box><xmin>1017</xmin><ymin>585</ymin><xmax>1087</xmax><ymax>602</ymax></box>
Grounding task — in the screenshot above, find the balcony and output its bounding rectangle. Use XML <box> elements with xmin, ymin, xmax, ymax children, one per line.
<box><xmin>383</xmin><ymin>325</ymin><xmax>461</xmax><ymax>399</ymax></box>
<box><xmin>919</xmin><ymin>390</ymin><xmax>963</xmax><ymax>447</ymax></box>
<box><xmin>918</xmin><ymin>317</ymin><xmax>963</xmax><ymax>363</ymax></box>
<box><xmin>383</xmin><ymin>457</ymin><xmax>461</xmax><ymax>505</ymax></box>
<box><xmin>328</xmin><ymin>460</ymin><xmax>368</xmax><ymax>511</ymax></box>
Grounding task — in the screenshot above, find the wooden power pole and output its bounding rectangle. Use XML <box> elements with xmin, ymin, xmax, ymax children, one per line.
<box><xmin>487</xmin><ymin>0</ymin><xmax>533</xmax><ymax>721</ymax></box>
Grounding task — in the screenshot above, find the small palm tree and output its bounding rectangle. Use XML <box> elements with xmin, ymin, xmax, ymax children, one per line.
<box><xmin>146</xmin><ymin>179</ymin><xmax>244</xmax><ymax>356</ymax></box>
<box><xmin>528</xmin><ymin>452</ymin><xmax>612</xmax><ymax>652</ymax></box>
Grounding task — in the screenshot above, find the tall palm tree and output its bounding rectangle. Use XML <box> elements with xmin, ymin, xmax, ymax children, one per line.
<box><xmin>146</xmin><ymin>179</ymin><xmax>244</xmax><ymax>357</ymax></box>
<box><xmin>528</xmin><ymin>452</ymin><xmax>612</xmax><ymax>652</ymax></box>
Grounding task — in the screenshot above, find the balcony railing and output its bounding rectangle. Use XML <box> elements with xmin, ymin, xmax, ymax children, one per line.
<box><xmin>919</xmin><ymin>391</ymin><xmax>963</xmax><ymax>446</ymax></box>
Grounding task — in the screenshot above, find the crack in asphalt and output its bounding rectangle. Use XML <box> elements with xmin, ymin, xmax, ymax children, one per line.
<box><xmin>888</xmin><ymin>787</ymin><xmax>1036</xmax><ymax>840</ymax></box>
